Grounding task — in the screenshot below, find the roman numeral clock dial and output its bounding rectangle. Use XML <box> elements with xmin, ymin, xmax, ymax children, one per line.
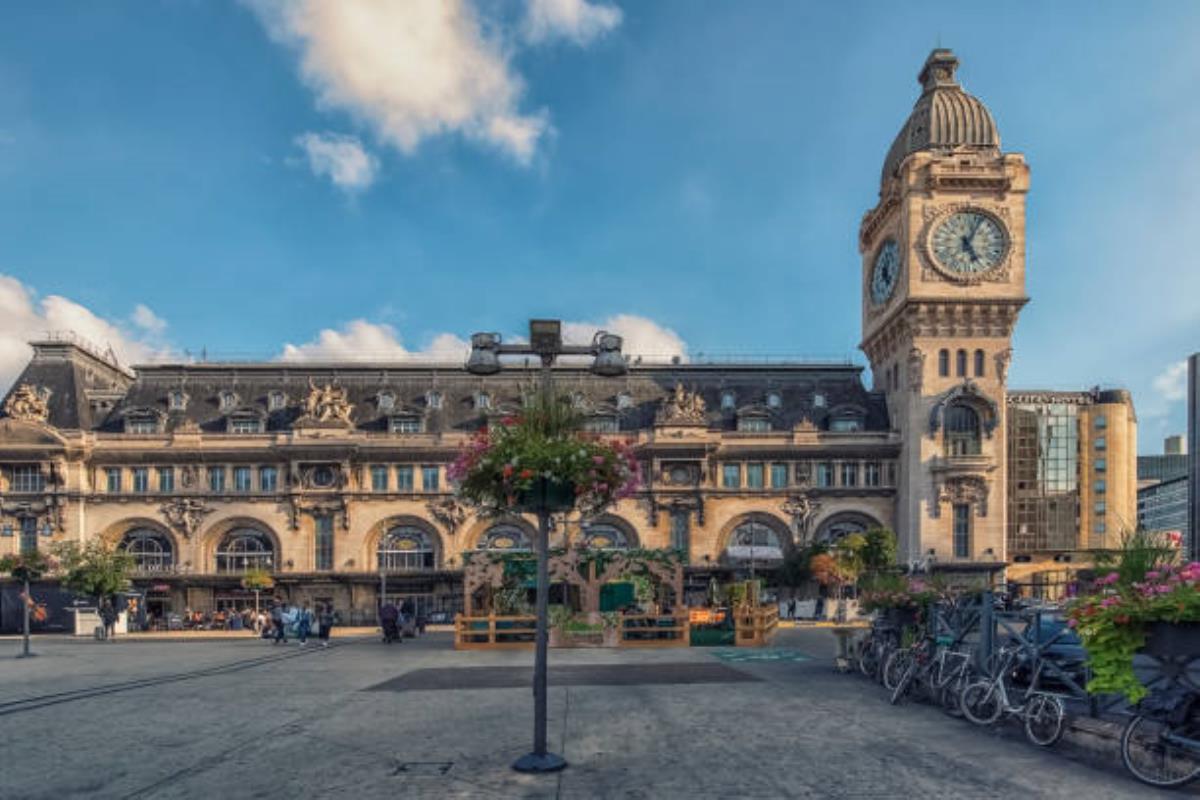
<box><xmin>870</xmin><ymin>238</ymin><xmax>900</xmax><ymax>305</ymax></box>
<box><xmin>931</xmin><ymin>211</ymin><xmax>1008</xmax><ymax>275</ymax></box>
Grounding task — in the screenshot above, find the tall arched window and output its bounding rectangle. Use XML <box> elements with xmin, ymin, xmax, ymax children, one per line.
<box><xmin>120</xmin><ymin>529</ymin><xmax>174</xmax><ymax>572</ymax></box>
<box><xmin>377</xmin><ymin>526</ymin><xmax>435</xmax><ymax>572</ymax></box>
<box><xmin>215</xmin><ymin>529</ymin><xmax>274</xmax><ymax>573</ymax></box>
<box><xmin>938</xmin><ymin>349</ymin><xmax>949</xmax><ymax>377</ymax></box>
<box><xmin>723</xmin><ymin>519</ymin><xmax>785</xmax><ymax>563</ymax></box>
<box><xmin>974</xmin><ymin>349</ymin><xmax>985</xmax><ymax>377</ymax></box>
<box><xmin>478</xmin><ymin>524</ymin><xmax>531</xmax><ymax>551</ymax></box>
<box><xmin>945</xmin><ymin>404</ymin><xmax>982</xmax><ymax>456</ymax></box>
<box><xmin>956</xmin><ymin>349</ymin><xmax>967</xmax><ymax>377</ymax></box>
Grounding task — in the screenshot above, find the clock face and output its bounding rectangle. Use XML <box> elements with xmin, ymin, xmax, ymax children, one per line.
<box><xmin>870</xmin><ymin>239</ymin><xmax>900</xmax><ymax>305</ymax></box>
<box><xmin>931</xmin><ymin>211</ymin><xmax>1008</xmax><ymax>274</ymax></box>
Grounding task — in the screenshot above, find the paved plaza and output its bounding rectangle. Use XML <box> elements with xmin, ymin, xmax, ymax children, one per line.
<box><xmin>0</xmin><ymin>629</ymin><xmax>1175</xmax><ymax>799</ymax></box>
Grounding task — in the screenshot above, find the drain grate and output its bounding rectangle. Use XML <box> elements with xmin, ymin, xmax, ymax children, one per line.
<box><xmin>393</xmin><ymin>762</ymin><xmax>453</xmax><ymax>777</ymax></box>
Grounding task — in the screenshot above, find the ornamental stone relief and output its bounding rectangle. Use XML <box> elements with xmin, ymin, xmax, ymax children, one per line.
<box><xmin>657</xmin><ymin>383</ymin><xmax>707</xmax><ymax>425</ymax></box>
<box><xmin>4</xmin><ymin>384</ymin><xmax>51</xmax><ymax>423</ymax></box>
<box><xmin>994</xmin><ymin>348</ymin><xmax>1012</xmax><ymax>384</ymax></box>
<box><xmin>426</xmin><ymin>497</ymin><xmax>467</xmax><ymax>534</ymax></box>
<box><xmin>907</xmin><ymin>347</ymin><xmax>925</xmax><ymax>393</ymax></box>
<box><xmin>781</xmin><ymin>490</ymin><xmax>822</xmax><ymax>545</ymax></box>
<box><xmin>932</xmin><ymin>475</ymin><xmax>989</xmax><ymax>518</ymax></box>
<box><xmin>300</xmin><ymin>379</ymin><xmax>354</xmax><ymax>425</ymax></box>
<box><xmin>159</xmin><ymin>498</ymin><xmax>213</xmax><ymax>539</ymax></box>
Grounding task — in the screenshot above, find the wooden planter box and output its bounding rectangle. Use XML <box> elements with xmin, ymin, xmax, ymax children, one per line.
<box><xmin>1142</xmin><ymin>621</ymin><xmax>1200</xmax><ymax>659</ymax></box>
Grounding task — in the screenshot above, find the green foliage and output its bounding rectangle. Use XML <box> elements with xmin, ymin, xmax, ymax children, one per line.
<box><xmin>1090</xmin><ymin>528</ymin><xmax>1177</xmax><ymax>587</ymax></box>
<box><xmin>777</xmin><ymin>542</ymin><xmax>826</xmax><ymax>588</ymax></box>
<box><xmin>0</xmin><ymin>550</ymin><xmax>57</xmax><ymax>581</ymax></box>
<box><xmin>491</xmin><ymin>584</ymin><xmax>532</xmax><ymax>616</ymax></box>
<box><xmin>1068</xmin><ymin>559</ymin><xmax>1200</xmax><ymax>702</ymax></box>
<box><xmin>52</xmin><ymin>540</ymin><xmax>133</xmax><ymax>601</ymax></box>
<box><xmin>240</xmin><ymin>569</ymin><xmax>275</xmax><ymax>592</ymax></box>
<box><xmin>860</xmin><ymin>528</ymin><xmax>898</xmax><ymax>573</ymax></box>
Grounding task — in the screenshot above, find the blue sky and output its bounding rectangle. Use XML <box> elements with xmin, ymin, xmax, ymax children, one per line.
<box><xmin>0</xmin><ymin>0</ymin><xmax>1197</xmax><ymax>452</ymax></box>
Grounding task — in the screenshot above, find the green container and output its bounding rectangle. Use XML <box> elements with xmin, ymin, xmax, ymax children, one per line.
<box><xmin>516</xmin><ymin>478</ymin><xmax>576</xmax><ymax>513</ymax></box>
<box><xmin>600</xmin><ymin>582</ymin><xmax>635</xmax><ymax>612</ymax></box>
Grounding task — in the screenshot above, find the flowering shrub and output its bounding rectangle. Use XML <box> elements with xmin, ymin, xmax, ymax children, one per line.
<box><xmin>448</xmin><ymin>394</ymin><xmax>639</xmax><ymax>516</ymax></box>
<box><xmin>0</xmin><ymin>551</ymin><xmax>58</xmax><ymax>581</ymax></box>
<box><xmin>1067</xmin><ymin>561</ymin><xmax>1200</xmax><ymax>702</ymax></box>
<box><xmin>858</xmin><ymin>575</ymin><xmax>943</xmax><ymax>613</ymax></box>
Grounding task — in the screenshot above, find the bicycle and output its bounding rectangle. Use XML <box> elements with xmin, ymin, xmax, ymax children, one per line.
<box><xmin>854</xmin><ymin>621</ymin><xmax>900</xmax><ymax>682</ymax></box>
<box><xmin>888</xmin><ymin>633</ymin><xmax>973</xmax><ymax>706</ymax></box>
<box><xmin>1120</xmin><ymin>686</ymin><xmax>1200</xmax><ymax>788</ymax></box>
<box><xmin>959</xmin><ymin>643</ymin><xmax>1065</xmax><ymax>747</ymax></box>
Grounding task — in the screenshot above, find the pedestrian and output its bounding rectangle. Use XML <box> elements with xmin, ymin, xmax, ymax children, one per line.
<box><xmin>271</xmin><ymin>601</ymin><xmax>287</xmax><ymax>645</ymax></box>
<box><xmin>380</xmin><ymin>600</ymin><xmax>400</xmax><ymax>644</ymax></box>
<box><xmin>400</xmin><ymin>598</ymin><xmax>415</xmax><ymax>637</ymax></box>
<box><xmin>318</xmin><ymin>603</ymin><xmax>334</xmax><ymax>649</ymax></box>
<box><xmin>296</xmin><ymin>603</ymin><xmax>312</xmax><ymax>646</ymax></box>
<box><xmin>100</xmin><ymin>599</ymin><xmax>118</xmax><ymax>641</ymax></box>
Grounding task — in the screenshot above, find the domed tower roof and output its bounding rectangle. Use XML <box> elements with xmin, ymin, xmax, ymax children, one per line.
<box><xmin>881</xmin><ymin>49</ymin><xmax>1000</xmax><ymax>185</ymax></box>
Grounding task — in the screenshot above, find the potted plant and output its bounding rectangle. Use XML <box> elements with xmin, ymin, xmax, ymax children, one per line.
<box><xmin>241</xmin><ymin>568</ymin><xmax>275</xmax><ymax>619</ymax></box>
<box><xmin>448</xmin><ymin>393</ymin><xmax>640</xmax><ymax>517</ymax></box>
<box><xmin>1067</xmin><ymin>531</ymin><xmax>1199</xmax><ymax>702</ymax></box>
<box><xmin>0</xmin><ymin>550</ymin><xmax>58</xmax><ymax>658</ymax></box>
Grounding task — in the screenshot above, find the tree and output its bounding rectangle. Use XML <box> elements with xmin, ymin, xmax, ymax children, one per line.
<box><xmin>53</xmin><ymin>541</ymin><xmax>134</xmax><ymax>605</ymax></box>
<box><xmin>860</xmin><ymin>528</ymin><xmax>898</xmax><ymax>574</ymax></box>
<box><xmin>241</xmin><ymin>568</ymin><xmax>275</xmax><ymax>617</ymax></box>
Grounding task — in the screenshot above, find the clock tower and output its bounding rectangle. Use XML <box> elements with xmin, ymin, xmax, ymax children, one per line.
<box><xmin>859</xmin><ymin>49</ymin><xmax>1029</xmax><ymax>571</ymax></box>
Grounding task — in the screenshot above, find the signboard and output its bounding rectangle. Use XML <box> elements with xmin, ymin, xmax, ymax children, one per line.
<box><xmin>724</xmin><ymin>545</ymin><xmax>784</xmax><ymax>562</ymax></box>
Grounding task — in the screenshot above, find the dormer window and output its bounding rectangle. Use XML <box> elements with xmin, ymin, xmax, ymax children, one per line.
<box><xmin>267</xmin><ymin>391</ymin><xmax>287</xmax><ymax>412</ymax></box>
<box><xmin>389</xmin><ymin>416</ymin><xmax>423</xmax><ymax>434</ymax></box>
<box><xmin>168</xmin><ymin>391</ymin><xmax>188</xmax><ymax>412</ymax></box>
<box><xmin>766</xmin><ymin>391</ymin><xmax>782</xmax><ymax>409</ymax></box>
<box><xmin>737</xmin><ymin>413</ymin><xmax>771</xmax><ymax>433</ymax></box>
<box><xmin>720</xmin><ymin>391</ymin><xmax>736</xmax><ymax>411</ymax></box>
<box><xmin>426</xmin><ymin>390</ymin><xmax>443</xmax><ymax>410</ymax></box>
<box><xmin>219</xmin><ymin>391</ymin><xmax>238</xmax><ymax>411</ymax></box>
<box><xmin>229</xmin><ymin>416</ymin><xmax>264</xmax><ymax>434</ymax></box>
<box><xmin>616</xmin><ymin>392</ymin><xmax>633</xmax><ymax>410</ymax></box>
<box><xmin>377</xmin><ymin>391</ymin><xmax>395</xmax><ymax>412</ymax></box>
<box><xmin>571</xmin><ymin>392</ymin><xmax>587</xmax><ymax>410</ymax></box>
<box><xmin>475</xmin><ymin>392</ymin><xmax>491</xmax><ymax>411</ymax></box>
<box><xmin>813</xmin><ymin>393</ymin><xmax>826</xmax><ymax>409</ymax></box>
<box><xmin>829</xmin><ymin>416</ymin><xmax>863</xmax><ymax>432</ymax></box>
<box><xmin>125</xmin><ymin>415</ymin><xmax>160</xmax><ymax>435</ymax></box>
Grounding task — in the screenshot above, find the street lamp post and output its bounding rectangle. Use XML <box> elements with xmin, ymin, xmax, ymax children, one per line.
<box><xmin>467</xmin><ymin>319</ymin><xmax>626</xmax><ymax>774</ymax></box>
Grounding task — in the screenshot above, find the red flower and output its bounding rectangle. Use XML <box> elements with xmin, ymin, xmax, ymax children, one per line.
<box><xmin>519</xmin><ymin>469</ymin><xmax>534</xmax><ymax>479</ymax></box>
<box><xmin>502</xmin><ymin>465</ymin><xmax>514</xmax><ymax>478</ymax></box>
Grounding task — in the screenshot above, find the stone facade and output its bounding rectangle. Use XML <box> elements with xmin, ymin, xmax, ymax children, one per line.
<box><xmin>0</xmin><ymin>49</ymin><xmax>1141</xmax><ymax>621</ymax></box>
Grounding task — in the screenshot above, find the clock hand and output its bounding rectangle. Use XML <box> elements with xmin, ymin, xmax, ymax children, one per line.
<box><xmin>961</xmin><ymin>235</ymin><xmax>978</xmax><ymax>261</ymax></box>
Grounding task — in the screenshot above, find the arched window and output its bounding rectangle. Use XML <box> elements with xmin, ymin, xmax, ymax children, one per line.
<box><xmin>377</xmin><ymin>526</ymin><xmax>435</xmax><ymax>572</ymax></box>
<box><xmin>956</xmin><ymin>349</ymin><xmax>967</xmax><ymax>377</ymax></box>
<box><xmin>120</xmin><ymin>529</ymin><xmax>174</xmax><ymax>573</ymax></box>
<box><xmin>974</xmin><ymin>349</ymin><xmax>985</xmax><ymax>377</ymax></box>
<box><xmin>938</xmin><ymin>349</ymin><xmax>949</xmax><ymax>377</ymax></box>
<box><xmin>945</xmin><ymin>404</ymin><xmax>982</xmax><ymax>456</ymax></box>
<box><xmin>814</xmin><ymin>513</ymin><xmax>876</xmax><ymax>543</ymax></box>
<box><xmin>478</xmin><ymin>524</ymin><xmax>531</xmax><ymax>551</ymax></box>
<box><xmin>580</xmin><ymin>523</ymin><xmax>630</xmax><ymax>550</ymax></box>
<box><xmin>215</xmin><ymin>529</ymin><xmax>274</xmax><ymax>573</ymax></box>
<box><xmin>723</xmin><ymin>519</ymin><xmax>785</xmax><ymax>563</ymax></box>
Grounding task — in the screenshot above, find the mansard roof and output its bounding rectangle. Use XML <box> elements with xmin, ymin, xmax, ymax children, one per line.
<box><xmin>5</xmin><ymin>343</ymin><xmax>891</xmax><ymax>435</ymax></box>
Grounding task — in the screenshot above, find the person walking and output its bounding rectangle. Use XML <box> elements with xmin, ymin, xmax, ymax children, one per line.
<box><xmin>296</xmin><ymin>603</ymin><xmax>312</xmax><ymax>646</ymax></box>
<box><xmin>271</xmin><ymin>601</ymin><xmax>287</xmax><ymax>645</ymax></box>
<box><xmin>318</xmin><ymin>603</ymin><xmax>334</xmax><ymax>649</ymax></box>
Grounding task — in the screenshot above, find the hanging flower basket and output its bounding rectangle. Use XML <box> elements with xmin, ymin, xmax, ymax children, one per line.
<box><xmin>1142</xmin><ymin>621</ymin><xmax>1200</xmax><ymax>659</ymax></box>
<box><xmin>449</xmin><ymin>393</ymin><xmax>639</xmax><ymax>517</ymax></box>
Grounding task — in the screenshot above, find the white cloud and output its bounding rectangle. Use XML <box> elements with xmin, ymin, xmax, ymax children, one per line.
<box><xmin>246</xmin><ymin>0</ymin><xmax>564</xmax><ymax>165</ymax></box>
<box><xmin>1153</xmin><ymin>360</ymin><xmax>1189</xmax><ymax>403</ymax></box>
<box><xmin>563</xmin><ymin>314</ymin><xmax>688</xmax><ymax>362</ymax></box>
<box><xmin>0</xmin><ymin>274</ymin><xmax>170</xmax><ymax>393</ymax></box>
<box><xmin>279</xmin><ymin>314</ymin><xmax>687</xmax><ymax>366</ymax></box>
<box><xmin>279</xmin><ymin>320</ymin><xmax>470</xmax><ymax>363</ymax></box>
<box><xmin>523</xmin><ymin>0</ymin><xmax>622</xmax><ymax>45</ymax></box>
<box><xmin>131</xmin><ymin>303</ymin><xmax>167</xmax><ymax>336</ymax></box>
<box><xmin>295</xmin><ymin>131</ymin><xmax>379</xmax><ymax>191</ymax></box>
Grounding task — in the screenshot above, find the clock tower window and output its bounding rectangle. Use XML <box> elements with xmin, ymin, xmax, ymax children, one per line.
<box><xmin>974</xmin><ymin>349</ymin><xmax>985</xmax><ymax>377</ymax></box>
<box><xmin>938</xmin><ymin>350</ymin><xmax>950</xmax><ymax>377</ymax></box>
<box><xmin>956</xmin><ymin>350</ymin><xmax>967</xmax><ymax>377</ymax></box>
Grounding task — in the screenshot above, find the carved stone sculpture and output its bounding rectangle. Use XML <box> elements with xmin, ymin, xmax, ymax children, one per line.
<box><xmin>4</xmin><ymin>384</ymin><xmax>50</xmax><ymax>423</ymax></box>
<box><xmin>427</xmin><ymin>497</ymin><xmax>466</xmax><ymax>534</ymax></box>
<box><xmin>934</xmin><ymin>475</ymin><xmax>989</xmax><ymax>518</ymax></box>
<box><xmin>994</xmin><ymin>348</ymin><xmax>1012</xmax><ymax>384</ymax></box>
<box><xmin>907</xmin><ymin>348</ymin><xmax>925</xmax><ymax>393</ymax></box>
<box><xmin>657</xmin><ymin>382</ymin><xmax>707</xmax><ymax>425</ymax></box>
<box><xmin>301</xmin><ymin>379</ymin><xmax>355</xmax><ymax>424</ymax></box>
<box><xmin>781</xmin><ymin>491</ymin><xmax>822</xmax><ymax>545</ymax></box>
<box><xmin>160</xmin><ymin>498</ymin><xmax>213</xmax><ymax>539</ymax></box>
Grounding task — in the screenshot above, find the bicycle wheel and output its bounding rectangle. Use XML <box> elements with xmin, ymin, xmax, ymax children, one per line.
<box><xmin>960</xmin><ymin>680</ymin><xmax>1003</xmax><ymax>725</ymax></box>
<box><xmin>1023</xmin><ymin>694</ymin><xmax>1065</xmax><ymax>747</ymax></box>
<box><xmin>890</xmin><ymin>658</ymin><xmax>918</xmax><ymax>705</ymax></box>
<box><xmin>940</xmin><ymin>675</ymin><xmax>966</xmax><ymax>718</ymax></box>
<box><xmin>1121</xmin><ymin>715</ymin><xmax>1200</xmax><ymax>788</ymax></box>
<box><xmin>857</xmin><ymin>640</ymin><xmax>879</xmax><ymax>679</ymax></box>
<box><xmin>882</xmin><ymin>649</ymin><xmax>911</xmax><ymax>693</ymax></box>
